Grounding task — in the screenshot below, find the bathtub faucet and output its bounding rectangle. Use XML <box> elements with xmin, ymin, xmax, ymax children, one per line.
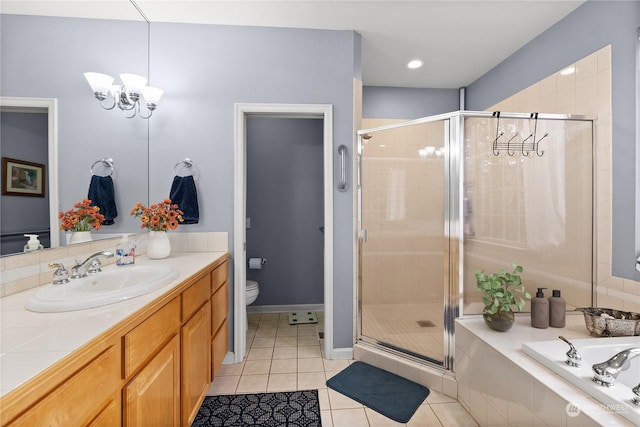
<box><xmin>592</xmin><ymin>347</ymin><xmax>640</xmax><ymax>387</ymax></box>
<box><xmin>558</xmin><ymin>336</ymin><xmax>582</xmax><ymax>367</ymax></box>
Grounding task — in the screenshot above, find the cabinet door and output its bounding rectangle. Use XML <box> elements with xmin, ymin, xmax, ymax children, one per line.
<box><xmin>124</xmin><ymin>335</ymin><xmax>180</xmax><ymax>427</ymax></box>
<box><xmin>7</xmin><ymin>346</ymin><xmax>118</xmax><ymax>427</ymax></box>
<box><xmin>182</xmin><ymin>301</ymin><xmax>211</xmax><ymax>426</ymax></box>
<box><xmin>212</xmin><ymin>319</ymin><xmax>229</xmax><ymax>379</ymax></box>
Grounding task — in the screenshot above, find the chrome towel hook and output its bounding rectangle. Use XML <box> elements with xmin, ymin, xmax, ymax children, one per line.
<box><xmin>337</xmin><ymin>145</ymin><xmax>348</xmax><ymax>192</ymax></box>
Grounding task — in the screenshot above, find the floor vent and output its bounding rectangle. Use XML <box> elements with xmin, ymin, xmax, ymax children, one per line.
<box><xmin>416</xmin><ymin>320</ymin><xmax>435</xmax><ymax>327</ymax></box>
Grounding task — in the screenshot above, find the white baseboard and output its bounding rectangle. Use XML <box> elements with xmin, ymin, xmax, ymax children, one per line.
<box><xmin>222</xmin><ymin>352</ymin><xmax>235</xmax><ymax>365</ymax></box>
<box><xmin>329</xmin><ymin>347</ymin><xmax>354</xmax><ymax>360</ymax></box>
<box><xmin>246</xmin><ymin>304</ymin><xmax>324</xmax><ymax>314</ymax></box>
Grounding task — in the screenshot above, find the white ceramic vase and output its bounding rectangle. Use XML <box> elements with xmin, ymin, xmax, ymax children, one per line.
<box><xmin>147</xmin><ymin>231</ymin><xmax>171</xmax><ymax>259</ymax></box>
<box><xmin>69</xmin><ymin>231</ymin><xmax>93</xmax><ymax>244</ymax></box>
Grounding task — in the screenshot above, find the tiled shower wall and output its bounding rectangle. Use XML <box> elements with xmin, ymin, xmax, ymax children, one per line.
<box><xmin>481</xmin><ymin>45</ymin><xmax>640</xmax><ymax>313</ymax></box>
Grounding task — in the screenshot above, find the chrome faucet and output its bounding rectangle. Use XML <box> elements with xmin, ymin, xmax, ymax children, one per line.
<box><xmin>70</xmin><ymin>251</ymin><xmax>114</xmax><ymax>279</ymax></box>
<box><xmin>592</xmin><ymin>347</ymin><xmax>640</xmax><ymax>387</ymax></box>
<box><xmin>558</xmin><ymin>336</ymin><xmax>582</xmax><ymax>367</ymax></box>
<box><xmin>632</xmin><ymin>383</ymin><xmax>640</xmax><ymax>407</ymax></box>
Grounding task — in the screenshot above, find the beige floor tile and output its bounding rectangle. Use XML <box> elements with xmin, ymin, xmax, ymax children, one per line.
<box><xmin>323</xmin><ymin>358</ymin><xmax>350</xmax><ymax>372</ymax></box>
<box><xmin>236</xmin><ymin>374</ymin><xmax>269</xmax><ymax>393</ymax></box>
<box><xmin>317</xmin><ymin>388</ymin><xmax>331</xmax><ymax>410</ymax></box>
<box><xmin>298</xmin><ymin>345</ymin><xmax>322</xmax><ymax>358</ymax></box>
<box><xmin>271</xmin><ymin>358</ymin><xmax>297</xmax><ymax>374</ymax></box>
<box><xmin>255</xmin><ymin>327</ymin><xmax>278</xmax><ymax>338</ymax></box>
<box><xmin>243</xmin><ymin>359</ymin><xmax>271</xmax><ymax>375</ymax></box>
<box><xmin>251</xmin><ymin>336</ymin><xmax>276</xmax><ymax>348</ymax></box>
<box><xmin>276</xmin><ymin>325</ymin><xmax>298</xmax><ymax>336</ymax></box>
<box><xmin>327</xmin><ymin>388</ymin><xmax>364</xmax><ymax>410</ymax></box>
<box><xmin>407</xmin><ymin>404</ymin><xmax>444</xmax><ymax>426</ymax></box>
<box><xmin>247</xmin><ymin>346</ymin><xmax>274</xmax><ymax>360</ymax></box>
<box><xmin>298</xmin><ymin>357</ymin><xmax>325</xmax><ymax>373</ymax></box>
<box><xmin>427</xmin><ymin>390</ymin><xmax>457</xmax><ymax>404</ymax></box>
<box><xmin>275</xmin><ymin>335</ymin><xmax>298</xmax><ymax>347</ymax></box>
<box><xmin>216</xmin><ymin>361</ymin><xmax>244</xmax><ymax>376</ymax></box>
<box><xmin>298</xmin><ymin>334</ymin><xmax>320</xmax><ymax>346</ymax></box>
<box><xmin>320</xmin><ymin>410</ymin><xmax>334</xmax><ymax>427</ymax></box>
<box><xmin>267</xmin><ymin>373</ymin><xmax>297</xmax><ymax>392</ymax></box>
<box><xmin>207</xmin><ymin>375</ymin><xmax>239</xmax><ymax>395</ymax></box>
<box><xmin>430</xmin><ymin>402</ymin><xmax>478</xmax><ymax>427</ymax></box>
<box><xmin>365</xmin><ymin>407</ymin><xmax>406</xmax><ymax>426</ymax></box>
<box><xmin>273</xmin><ymin>346</ymin><xmax>298</xmax><ymax>359</ymax></box>
<box><xmin>331</xmin><ymin>408</ymin><xmax>370</xmax><ymax>427</ymax></box>
<box><xmin>298</xmin><ymin>371</ymin><xmax>327</xmax><ymax>390</ymax></box>
<box><xmin>298</xmin><ymin>324</ymin><xmax>319</xmax><ymax>335</ymax></box>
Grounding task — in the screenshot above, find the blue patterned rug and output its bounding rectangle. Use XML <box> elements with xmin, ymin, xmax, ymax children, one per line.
<box><xmin>192</xmin><ymin>390</ymin><xmax>321</xmax><ymax>426</ymax></box>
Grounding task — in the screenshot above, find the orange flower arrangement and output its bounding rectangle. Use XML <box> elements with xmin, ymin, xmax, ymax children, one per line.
<box><xmin>59</xmin><ymin>199</ymin><xmax>105</xmax><ymax>231</ymax></box>
<box><xmin>130</xmin><ymin>198</ymin><xmax>184</xmax><ymax>231</ymax></box>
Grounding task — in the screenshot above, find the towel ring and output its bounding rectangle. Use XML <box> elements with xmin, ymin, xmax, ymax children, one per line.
<box><xmin>174</xmin><ymin>158</ymin><xmax>194</xmax><ymax>176</ymax></box>
<box><xmin>90</xmin><ymin>158</ymin><xmax>114</xmax><ymax>176</ymax></box>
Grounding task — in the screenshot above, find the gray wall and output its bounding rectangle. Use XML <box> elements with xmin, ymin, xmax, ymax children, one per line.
<box><xmin>246</xmin><ymin>117</ymin><xmax>324</xmax><ymax>306</ymax></box>
<box><xmin>148</xmin><ymin>22</ymin><xmax>359</xmax><ymax>349</ymax></box>
<box><xmin>0</xmin><ymin>112</ymin><xmax>50</xmax><ymax>254</ymax></box>
<box><xmin>362</xmin><ymin>86</ymin><xmax>460</xmax><ymax>119</ymax></box>
<box><xmin>1</xmin><ymin>14</ymin><xmax>149</xmax><ymax>241</ymax></box>
<box><xmin>466</xmin><ymin>0</ymin><xmax>640</xmax><ymax>281</ymax></box>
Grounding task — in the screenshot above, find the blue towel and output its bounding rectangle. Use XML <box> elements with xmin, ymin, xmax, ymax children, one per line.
<box><xmin>169</xmin><ymin>175</ymin><xmax>199</xmax><ymax>224</ymax></box>
<box><xmin>87</xmin><ymin>175</ymin><xmax>117</xmax><ymax>225</ymax></box>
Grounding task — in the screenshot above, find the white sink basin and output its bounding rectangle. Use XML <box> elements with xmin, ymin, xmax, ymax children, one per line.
<box><xmin>26</xmin><ymin>264</ymin><xmax>179</xmax><ymax>312</ymax></box>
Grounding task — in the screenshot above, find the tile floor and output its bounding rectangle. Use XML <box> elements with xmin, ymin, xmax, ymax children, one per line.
<box><xmin>207</xmin><ymin>312</ymin><xmax>478</xmax><ymax>426</ymax></box>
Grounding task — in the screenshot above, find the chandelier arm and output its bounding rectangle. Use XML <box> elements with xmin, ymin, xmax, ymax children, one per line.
<box><xmin>98</xmin><ymin>96</ymin><xmax>117</xmax><ymax>111</ymax></box>
<box><xmin>138</xmin><ymin>105</ymin><xmax>153</xmax><ymax>119</ymax></box>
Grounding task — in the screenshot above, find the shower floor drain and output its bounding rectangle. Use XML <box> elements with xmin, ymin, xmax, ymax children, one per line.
<box><xmin>417</xmin><ymin>320</ymin><xmax>436</xmax><ymax>327</ymax></box>
<box><xmin>288</xmin><ymin>312</ymin><xmax>318</xmax><ymax>325</ymax></box>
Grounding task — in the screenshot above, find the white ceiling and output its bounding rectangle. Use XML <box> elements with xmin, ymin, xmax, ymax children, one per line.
<box><xmin>2</xmin><ymin>0</ymin><xmax>586</xmax><ymax>88</ymax></box>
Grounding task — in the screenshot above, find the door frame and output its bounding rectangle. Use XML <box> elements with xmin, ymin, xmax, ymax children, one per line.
<box><xmin>233</xmin><ymin>103</ymin><xmax>334</xmax><ymax>362</ymax></box>
<box><xmin>0</xmin><ymin>96</ymin><xmax>59</xmax><ymax>248</ymax></box>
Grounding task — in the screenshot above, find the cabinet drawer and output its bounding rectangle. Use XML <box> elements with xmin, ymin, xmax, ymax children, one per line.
<box><xmin>8</xmin><ymin>346</ymin><xmax>118</xmax><ymax>427</ymax></box>
<box><xmin>182</xmin><ymin>274</ymin><xmax>210</xmax><ymax>321</ymax></box>
<box><xmin>211</xmin><ymin>261</ymin><xmax>228</xmax><ymax>294</ymax></box>
<box><xmin>123</xmin><ymin>297</ymin><xmax>180</xmax><ymax>378</ymax></box>
<box><xmin>211</xmin><ymin>283</ymin><xmax>228</xmax><ymax>335</ymax></box>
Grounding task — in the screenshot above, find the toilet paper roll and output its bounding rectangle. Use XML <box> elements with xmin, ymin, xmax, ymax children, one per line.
<box><xmin>248</xmin><ymin>257</ymin><xmax>265</xmax><ymax>269</ymax></box>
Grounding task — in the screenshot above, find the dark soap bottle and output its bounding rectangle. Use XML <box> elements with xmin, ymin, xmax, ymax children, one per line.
<box><xmin>549</xmin><ymin>289</ymin><xmax>566</xmax><ymax>328</ymax></box>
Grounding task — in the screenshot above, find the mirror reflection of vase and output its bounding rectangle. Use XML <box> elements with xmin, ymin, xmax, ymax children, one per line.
<box><xmin>68</xmin><ymin>231</ymin><xmax>92</xmax><ymax>245</ymax></box>
<box><xmin>147</xmin><ymin>231</ymin><xmax>171</xmax><ymax>259</ymax></box>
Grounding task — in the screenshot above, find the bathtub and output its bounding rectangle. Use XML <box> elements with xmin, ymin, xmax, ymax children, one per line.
<box><xmin>522</xmin><ymin>336</ymin><xmax>640</xmax><ymax>425</ymax></box>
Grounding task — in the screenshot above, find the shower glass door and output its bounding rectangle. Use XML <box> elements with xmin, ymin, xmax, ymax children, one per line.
<box><xmin>358</xmin><ymin>118</ymin><xmax>451</xmax><ymax>366</ymax></box>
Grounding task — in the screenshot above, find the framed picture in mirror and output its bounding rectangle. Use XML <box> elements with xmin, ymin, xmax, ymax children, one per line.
<box><xmin>2</xmin><ymin>157</ymin><xmax>46</xmax><ymax>197</ymax></box>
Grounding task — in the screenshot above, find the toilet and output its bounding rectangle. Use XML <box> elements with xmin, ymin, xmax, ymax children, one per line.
<box><xmin>245</xmin><ymin>280</ymin><xmax>260</xmax><ymax>329</ymax></box>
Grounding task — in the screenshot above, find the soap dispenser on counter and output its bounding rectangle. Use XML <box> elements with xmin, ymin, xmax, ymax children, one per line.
<box><xmin>549</xmin><ymin>289</ymin><xmax>566</xmax><ymax>328</ymax></box>
<box><xmin>23</xmin><ymin>234</ymin><xmax>44</xmax><ymax>252</ymax></box>
<box><xmin>116</xmin><ymin>235</ymin><xmax>136</xmax><ymax>266</ymax></box>
<box><xmin>531</xmin><ymin>287</ymin><xmax>549</xmax><ymax>329</ymax></box>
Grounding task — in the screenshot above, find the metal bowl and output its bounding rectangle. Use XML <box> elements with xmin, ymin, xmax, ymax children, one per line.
<box><xmin>577</xmin><ymin>307</ymin><xmax>640</xmax><ymax>337</ymax></box>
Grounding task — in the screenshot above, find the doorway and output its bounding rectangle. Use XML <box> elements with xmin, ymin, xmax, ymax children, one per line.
<box><xmin>233</xmin><ymin>103</ymin><xmax>334</xmax><ymax>363</ymax></box>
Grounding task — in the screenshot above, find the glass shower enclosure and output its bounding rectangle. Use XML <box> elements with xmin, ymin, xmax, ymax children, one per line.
<box><xmin>357</xmin><ymin>111</ymin><xmax>594</xmax><ymax>370</ymax></box>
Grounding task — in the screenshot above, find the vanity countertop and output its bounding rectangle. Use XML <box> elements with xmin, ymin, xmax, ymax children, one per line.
<box><xmin>0</xmin><ymin>251</ymin><xmax>228</xmax><ymax>397</ymax></box>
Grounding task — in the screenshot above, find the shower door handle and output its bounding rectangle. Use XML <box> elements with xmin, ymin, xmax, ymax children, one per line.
<box><xmin>360</xmin><ymin>229</ymin><xmax>368</xmax><ymax>243</ymax></box>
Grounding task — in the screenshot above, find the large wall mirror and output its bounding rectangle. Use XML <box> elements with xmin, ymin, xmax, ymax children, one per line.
<box><xmin>0</xmin><ymin>3</ymin><xmax>150</xmax><ymax>256</ymax></box>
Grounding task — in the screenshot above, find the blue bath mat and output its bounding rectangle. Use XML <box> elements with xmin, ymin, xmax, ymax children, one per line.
<box><xmin>326</xmin><ymin>361</ymin><xmax>429</xmax><ymax>423</ymax></box>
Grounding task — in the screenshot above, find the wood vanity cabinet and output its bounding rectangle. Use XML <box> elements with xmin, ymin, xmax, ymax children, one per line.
<box><xmin>210</xmin><ymin>261</ymin><xmax>229</xmax><ymax>379</ymax></box>
<box><xmin>0</xmin><ymin>255</ymin><xmax>229</xmax><ymax>427</ymax></box>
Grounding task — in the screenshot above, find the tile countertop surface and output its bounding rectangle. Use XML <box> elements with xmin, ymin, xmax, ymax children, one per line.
<box><xmin>0</xmin><ymin>251</ymin><xmax>227</xmax><ymax>397</ymax></box>
<box><xmin>456</xmin><ymin>313</ymin><xmax>637</xmax><ymax>426</ymax></box>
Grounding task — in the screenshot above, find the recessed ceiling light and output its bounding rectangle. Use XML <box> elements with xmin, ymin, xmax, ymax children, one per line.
<box><xmin>560</xmin><ymin>66</ymin><xmax>575</xmax><ymax>76</ymax></box>
<box><xmin>407</xmin><ymin>59</ymin><xmax>423</xmax><ymax>69</ymax></box>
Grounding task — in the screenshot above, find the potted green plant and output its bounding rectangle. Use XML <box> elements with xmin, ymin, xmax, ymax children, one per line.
<box><xmin>475</xmin><ymin>263</ymin><xmax>531</xmax><ymax>332</ymax></box>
